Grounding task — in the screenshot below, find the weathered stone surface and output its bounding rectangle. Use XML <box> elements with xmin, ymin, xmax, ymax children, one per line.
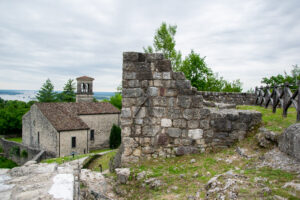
<box><xmin>173</xmin><ymin>119</ymin><xmax>187</xmax><ymax>128</ymax></box>
<box><xmin>279</xmin><ymin>123</ymin><xmax>300</xmax><ymax>161</ymax></box>
<box><xmin>121</xmin><ymin>108</ymin><xmax>131</xmax><ymax>118</ymax></box>
<box><xmin>161</xmin><ymin>118</ymin><xmax>172</xmax><ymax>127</ymax></box>
<box><xmin>115</xmin><ymin>168</ymin><xmax>130</xmax><ymax>184</ymax></box>
<box><xmin>188</xmin><ymin>129</ymin><xmax>203</xmax><ymax>140</ymax></box>
<box><xmin>177</xmin><ymin>96</ymin><xmax>192</xmax><ymax>108</ymax></box>
<box><xmin>123</xmin><ymin>88</ymin><xmax>143</xmax><ymax>98</ymax></box>
<box><xmin>147</xmin><ymin>87</ymin><xmax>159</xmax><ymax>97</ymax></box>
<box><xmin>120</xmin><ymin>52</ymin><xmax>262</xmax><ymax>165</ymax></box>
<box><xmin>123</xmin><ymin>72</ymin><xmax>136</xmax><ymax>80</ymax></box>
<box><xmin>167</xmin><ymin>128</ymin><xmax>181</xmax><ymax>138</ymax></box>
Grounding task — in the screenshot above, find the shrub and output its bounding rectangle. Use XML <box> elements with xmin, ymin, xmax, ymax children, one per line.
<box><xmin>21</xmin><ymin>149</ymin><xmax>28</xmax><ymax>158</ymax></box>
<box><xmin>0</xmin><ymin>156</ymin><xmax>18</xmax><ymax>168</ymax></box>
<box><xmin>109</xmin><ymin>124</ymin><xmax>121</xmax><ymax>149</ymax></box>
<box><xmin>0</xmin><ymin>146</ymin><xmax>3</xmax><ymax>153</ymax></box>
<box><xmin>9</xmin><ymin>146</ymin><xmax>20</xmax><ymax>157</ymax></box>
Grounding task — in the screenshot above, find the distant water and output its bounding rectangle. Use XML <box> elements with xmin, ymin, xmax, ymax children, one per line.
<box><xmin>0</xmin><ymin>90</ymin><xmax>115</xmax><ymax>102</ymax></box>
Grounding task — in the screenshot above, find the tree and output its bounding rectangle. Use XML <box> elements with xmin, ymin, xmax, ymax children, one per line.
<box><xmin>179</xmin><ymin>50</ymin><xmax>213</xmax><ymax>91</ymax></box>
<box><xmin>57</xmin><ymin>79</ymin><xmax>76</xmax><ymax>102</ymax></box>
<box><xmin>144</xmin><ymin>22</ymin><xmax>182</xmax><ymax>71</ymax></box>
<box><xmin>36</xmin><ymin>79</ymin><xmax>57</xmax><ymax>102</ymax></box>
<box><xmin>109</xmin><ymin>124</ymin><xmax>121</xmax><ymax>149</ymax></box>
<box><xmin>103</xmin><ymin>84</ymin><xmax>122</xmax><ymax>110</ymax></box>
<box><xmin>261</xmin><ymin>64</ymin><xmax>300</xmax><ymax>89</ymax></box>
<box><xmin>0</xmin><ymin>100</ymin><xmax>32</xmax><ymax>135</ymax></box>
<box><xmin>144</xmin><ymin>23</ymin><xmax>244</xmax><ymax>92</ymax></box>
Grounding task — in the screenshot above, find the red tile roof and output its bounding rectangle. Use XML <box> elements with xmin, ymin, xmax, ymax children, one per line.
<box><xmin>76</xmin><ymin>76</ymin><xmax>94</xmax><ymax>81</ymax></box>
<box><xmin>35</xmin><ymin>102</ymin><xmax>120</xmax><ymax>131</ymax></box>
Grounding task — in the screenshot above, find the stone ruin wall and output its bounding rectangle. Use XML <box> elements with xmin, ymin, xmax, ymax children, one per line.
<box><xmin>198</xmin><ymin>91</ymin><xmax>256</xmax><ymax>105</ymax></box>
<box><xmin>119</xmin><ymin>52</ymin><xmax>261</xmax><ymax>165</ymax></box>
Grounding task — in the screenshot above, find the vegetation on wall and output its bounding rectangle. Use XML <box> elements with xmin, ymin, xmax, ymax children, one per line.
<box><xmin>144</xmin><ymin>22</ymin><xmax>243</xmax><ymax>92</ymax></box>
<box><xmin>109</xmin><ymin>124</ymin><xmax>121</xmax><ymax>149</ymax></box>
<box><xmin>0</xmin><ymin>98</ymin><xmax>34</xmax><ymax>135</ymax></box>
<box><xmin>9</xmin><ymin>146</ymin><xmax>20</xmax><ymax>157</ymax></box>
<box><xmin>21</xmin><ymin>149</ymin><xmax>28</xmax><ymax>158</ymax></box>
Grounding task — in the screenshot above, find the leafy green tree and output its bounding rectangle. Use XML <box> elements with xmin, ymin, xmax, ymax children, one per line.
<box><xmin>144</xmin><ymin>22</ymin><xmax>182</xmax><ymax>70</ymax></box>
<box><xmin>57</xmin><ymin>79</ymin><xmax>76</xmax><ymax>102</ymax></box>
<box><xmin>179</xmin><ymin>50</ymin><xmax>243</xmax><ymax>92</ymax></box>
<box><xmin>36</xmin><ymin>79</ymin><xmax>57</xmax><ymax>102</ymax></box>
<box><xmin>109</xmin><ymin>124</ymin><xmax>121</xmax><ymax>149</ymax></box>
<box><xmin>261</xmin><ymin>65</ymin><xmax>300</xmax><ymax>89</ymax></box>
<box><xmin>103</xmin><ymin>84</ymin><xmax>122</xmax><ymax>110</ymax></box>
<box><xmin>0</xmin><ymin>100</ymin><xmax>32</xmax><ymax>135</ymax></box>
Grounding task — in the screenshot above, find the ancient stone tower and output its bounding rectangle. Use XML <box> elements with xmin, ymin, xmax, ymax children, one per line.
<box><xmin>76</xmin><ymin>76</ymin><xmax>94</xmax><ymax>102</ymax></box>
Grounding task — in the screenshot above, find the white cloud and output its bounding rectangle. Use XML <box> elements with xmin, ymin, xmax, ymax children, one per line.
<box><xmin>0</xmin><ymin>0</ymin><xmax>299</xmax><ymax>91</ymax></box>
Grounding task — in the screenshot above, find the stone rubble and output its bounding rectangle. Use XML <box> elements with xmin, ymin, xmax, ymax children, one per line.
<box><xmin>115</xmin><ymin>168</ymin><xmax>130</xmax><ymax>184</ymax></box>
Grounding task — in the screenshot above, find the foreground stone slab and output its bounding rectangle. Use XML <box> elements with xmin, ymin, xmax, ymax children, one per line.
<box><xmin>279</xmin><ymin>123</ymin><xmax>300</xmax><ymax>161</ymax></box>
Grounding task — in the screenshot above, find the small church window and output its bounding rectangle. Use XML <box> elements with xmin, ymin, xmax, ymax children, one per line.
<box><xmin>90</xmin><ymin>130</ymin><xmax>94</xmax><ymax>141</ymax></box>
<box><xmin>72</xmin><ymin>137</ymin><xmax>76</xmax><ymax>148</ymax></box>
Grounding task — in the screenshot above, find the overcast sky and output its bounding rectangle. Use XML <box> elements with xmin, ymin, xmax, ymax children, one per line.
<box><xmin>0</xmin><ymin>0</ymin><xmax>299</xmax><ymax>92</ymax></box>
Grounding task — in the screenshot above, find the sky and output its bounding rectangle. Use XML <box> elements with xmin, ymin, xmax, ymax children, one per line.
<box><xmin>0</xmin><ymin>0</ymin><xmax>299</xmax><ymax>92</ymax></box>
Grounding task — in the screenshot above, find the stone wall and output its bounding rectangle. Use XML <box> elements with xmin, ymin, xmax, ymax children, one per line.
<box><xmin>80</xmin><ymin>114</ymin><xmax>120</xmax><ymax>150</ymax></box>
<box><xmin>22</xmin><ymin>104</ymin><xmax>58</xmax><ymax>156</ymax></box>
<box><xmin>119</xmin><ymin>52</ymin><xmax>261</xmax><ymax>166</ymax></box>
<box><xmin>59</xmin><ymin>130</ymin><xmax>88</xmax><ymax>157</ymax></box>
<box><xmin>0</xmin><ymin>138</ymin><xmax>55</xmax><ymax>165</ymax></box>
<box><xmin>198</xmin><ymin>91</ymin><xmax>256</xmax><ymax>105</ymax></box>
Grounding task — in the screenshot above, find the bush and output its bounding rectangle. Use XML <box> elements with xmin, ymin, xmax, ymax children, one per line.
<box><xmin>0</xmin><ymin>156</ymin><xmax>18</xmax><ymax>168</ymax></box>
<box><xmin>21</xmin><ymin>150</ymin><xmax>28</xmax><ymax>158</ymax></box>
<box><xmin>9</xmin><ymin>146</ymin><xmax>20</xmax><ymax>157</ymax></box>
<box><xmin>0</xmin><ymin>146</ymin><xmax>3</xmax><ymax>153</ymax></box>
<box><xmin>109</xmin><ymin>124</ymin><xmax>121</xmax><ymax>149</ymax></box>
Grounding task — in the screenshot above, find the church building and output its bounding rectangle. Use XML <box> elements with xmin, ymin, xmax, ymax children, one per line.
<box><xmin>22</xmin><ymin>76</ymin><xmax>120</xmax><ymax>157</ymax></box>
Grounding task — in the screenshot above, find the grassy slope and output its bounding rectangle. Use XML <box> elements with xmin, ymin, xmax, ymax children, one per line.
<box><xmin>6</xmin><ymin>137</ymin><xmax>22</xmax><ymax>143</ymax></box>
<box><xmin>42</xmin><ymin>148</ymin><xmax>112</xmax><ymax>164</ymax></box>
<box><xmin>113</xmin><ymin>106</ymin><xmax>299</xmax><ymax>200</ymax></box>
<box><xmin>238</xmin><ymin>105</ymin><xmax>297</xmax><ymax>133</ymax></box>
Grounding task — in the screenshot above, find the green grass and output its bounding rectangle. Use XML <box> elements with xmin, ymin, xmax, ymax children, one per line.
<box><xmin>6</xmin><ymin>137</ymin><xmax>22</xmax><ymax>143</ymax></box>
<box><xmin>85</xmin><ymin>150</ymin><xmax>116</xmax><ymax>172</ymax></box>
<box><xmin>0</xmin><ymin>156</ymin><xmax>18</xmax><ymax>168</ymax></box>
<box><xmin>237</xmin><ymin>105</ymin><xmax>296</xmax><ymax>133</ymax></box>
<box><xmin>41</xmin><ymin>148</ymin><xmax>112</xmax><ymax>164</ymax></box>
<box><xmin>116</xmin><ymin>132</ymin><xmax>299</xmax><ymax>200</ymax></box>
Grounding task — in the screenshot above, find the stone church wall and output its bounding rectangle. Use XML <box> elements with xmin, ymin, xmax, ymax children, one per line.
<box><xmin>22</xmin><ymin>104</ymin><xmax>58</xmax><ymax>156</ymax></box>
<box><xmin>79</xmin><ymin>113</ymin><xmax>120</xmax><ymax>150</ymax></box>
<box><xmin>119</xmin><ymin>52</ymin><xmax>261</xmax><ymax>166</ymax></box>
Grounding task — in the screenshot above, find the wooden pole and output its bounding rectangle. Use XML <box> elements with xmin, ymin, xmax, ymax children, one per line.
<box><xmin>297</xmin><ymin>81</ymin><xmax>300</xmax><ymax>122</ymax></box>
<box><xmin>272</xmin><ymin>85</ymin><xmax>277</xmax><ymax>113</ymax></box>
<box><xmin>283</xmin><ymin>82</ymin><xmax>289</xmax><ymax>118</ymax></box>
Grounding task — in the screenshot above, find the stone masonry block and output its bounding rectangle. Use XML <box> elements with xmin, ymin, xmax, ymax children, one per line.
<box><xmin>121</xmin><ymin>108</ymin><xmax>131</xmax><ymax>118</ymax></box>
<box><xmin>162</xmin><ymin>72</ymin><xmax>171</xmax><ymax>79</ymax></box>
<box><xmin>176</xmin><ymin>80</ymin><xmax>191</xmax><ymax>89</ymax></box>
<box><xmin>128</xmin><ymin>80</ymin><xmax>140</xmax><ymax>88</ymax></box>
<box><xmin>173</xmin><ymin>119</ymin><xmax>187</xmax><ymax>128</ymax></box>
<box><xmin>188</xmin><ymin>129</ymin><xmax>203</xmax><ymax>140</ymax></box>
<box><xmin>153</xmin><ymin>72</ymin><xmax>162</xmax><ymax>79</ymax></box>
<box><xmin>172</xmin><ymin>72</ymin><xmax>186</xmax><ymax>80</ymax></box>
<box><xmin>183</xmin><ymin>109</ymin><xmax>194</xmax><ymax>120</ymax></box>
<box><xmin>148</xmin><ymin>87</ymin><xmax>159</xmax><ymax>97</ymax></box>
<box><xmin>161</xmin><ymin>118</ymin><xmax>172</xmax><ymax>127</ymax></box>
<box><xmin>152</xmin><ymin>97</ymin><xmax>167</xmax><ymax>107</ymax></box>
<box><xmin>167</xmin><ymin>128</ymin><xmax>181</xmax><ymax>138</ymax></box>
<box><xmin>177</xmin><ymin>96</ymin><xmax>192</xmax><ymax>108</ymax></box>
<box><xmin>123</xmin><ymin>88</ymin><xmax>143</xmax><ymax>98</ymax></box>
<box><xmin>188</xmin><ymin>120</ymin><xmax>199</xmax><ymax>129</ymax></box>
<box><xmin>142</xmin><ymin>126</ymin><xmax>160</xmax><ymax>137</ymax></box>
<box><xmin>124</xmin><ymin>72</ymin><xmax>136</xmax><ymax>80</ymax></box>
<box><xmin>155</xmin><ymin>60</ymin><xmax>172</xmax><ymax>72</ymax></box>
<box><xmin>149</xmin><ymin>107</ymin><xmax>166</xmax><ymax>118</ymax></box>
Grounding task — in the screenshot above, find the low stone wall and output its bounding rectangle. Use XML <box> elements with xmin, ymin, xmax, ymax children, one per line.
<box><xmin>198</xmin><ymin>91</ymin><xmax>256</xmax><ymax>105</ymax></box>
<box><xmin>0</xmin><ymin>138</ymin><xmax>54</xmax><ymax>165</ymax></box>
<box><xmin>118</xmin><ymin>52</ymin><xmax>262</xmax><ymax>166</ymax></box>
